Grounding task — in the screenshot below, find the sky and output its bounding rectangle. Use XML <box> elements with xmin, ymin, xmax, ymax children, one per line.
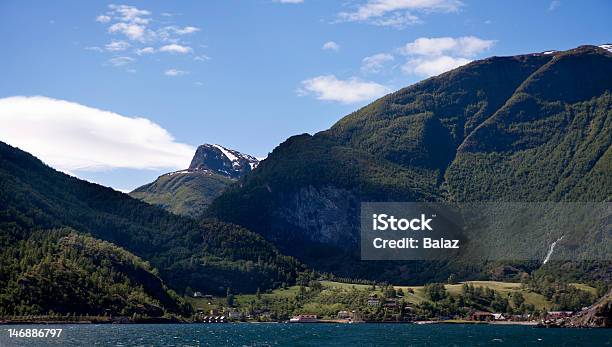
<box><xmin>0</xmin><ymin>0</ymin><xmax>610</xmax><ymax>191</ymax></box>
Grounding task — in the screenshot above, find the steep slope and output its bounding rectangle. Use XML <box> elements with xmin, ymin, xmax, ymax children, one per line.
<box><xmin>207</xmin><ymin>45</ymin><xmax>612</xmax><ymax>283</ymax></box>
<box><xmin>0</xmin><ymin>228</ymin><xmax>189</xmax><ymax>317</ymax></box>
<box><xmin>131</xmin><ymin>144</ymin><xmax>258</xmax><ymax>217</ymax></box>
<box><xmin>0</xmin><ymin>140</ymin><xmax>302</xmax><ymax>300</ymax></box>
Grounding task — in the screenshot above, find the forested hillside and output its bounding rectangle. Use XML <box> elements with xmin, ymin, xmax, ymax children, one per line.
<box><xmin>0</xmin><ymin>228</ymin><xmax>189</xmax><ymax>317</ymax></box>
<box><xmin>207</xmin><ymin>45</ymin><xmax>611</xmax><ymax>284</ymax></box>
<box><xmin>0</xmin><ymin>140</ymin><xmax>304</xmax><ymax>310</ymax></box>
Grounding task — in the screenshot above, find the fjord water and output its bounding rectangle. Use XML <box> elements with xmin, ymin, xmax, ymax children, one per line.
<box><xmin>2</xmin><ymin>324</ymin><xmax>610</xmax><ymax>346</ymax></box>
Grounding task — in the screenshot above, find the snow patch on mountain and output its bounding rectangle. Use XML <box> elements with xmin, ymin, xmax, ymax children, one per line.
<box><xmin>599</xmin><ymin>44</ymin><xmax>612</xmax><ymax>53</ymax></box>
<box><xmin>188</xmin><ymin>144</ymin><xmax>259</xmax><ymax>179</ymax></box>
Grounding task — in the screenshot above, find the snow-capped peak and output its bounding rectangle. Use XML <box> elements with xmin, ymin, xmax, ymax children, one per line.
<box><xmin>187</xmin><ymin>144</ymin><xmax>260</xmax><ymax>179</ymax></box>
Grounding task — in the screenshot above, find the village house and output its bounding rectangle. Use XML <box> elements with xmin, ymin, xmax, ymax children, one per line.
<box><xmin>337</xmin><ymin>310</ymin><xmax>352</xmax><ymax>319</ymax></box>
<box><xmin>226</xmin><ymin>308</ymin><xmax>242</xmax><ymax>320</ymax></box>
<box><xmin>367</xmin><ymin>294</ymin><xmax>380</xmax><ymax>306</ymax></box>
<box><xmin>384</xmin><ymin>299</ymin><xmax>399</xmax><ymax>309</ymax></box>
<box><xmin>470</xmin><ymin>311</ymin><xmax>494</xmax><ymax>321</ymax></box>
<box><xmin>492</xmin><ymin>313</ymin><xmax>506</xmax><ymax>321</ymax></box>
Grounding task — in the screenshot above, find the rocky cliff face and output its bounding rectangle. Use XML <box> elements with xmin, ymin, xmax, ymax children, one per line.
<box><xmin>189</xmin><ymin>144</ymin><xmax>259</xmax><ymax>178</ymax></box>
<box><xmin>568</xmin><ymin>290</ymin><xmax>612</xmax><ymax>328</ymax></box>
<box><xmin>275</xmin><ymin>186</ymin><xmax>359</xmax><ymax>247</ymax></box>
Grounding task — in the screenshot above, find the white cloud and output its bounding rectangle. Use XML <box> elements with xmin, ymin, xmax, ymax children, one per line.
<box><xmin>274</xmin><ymin>0</ymin><xmax>304</xmax><ymax>3</ymax></box>
<box><xmin>85</xmin><ymin>46</ymin><xmax>104</xmax><ymax>52</ymax></box>
<box><xmin>402</xmin><ymin>56</ymin><xmax>470</xmax><ymax>77</ymax></box>
<box><xmin>361</xmin><ymin>53</ymin><xmax>394</xmax><ymax>73</ymax></box>
<box><xmin>108</xmin><ymin>4</ymin><xmax>151</xmax><ymax>25</ymax></box>
<box><xmin>165</xmin><ymin>69</ymin><xmax>189</xmax><ymax>76</ymax></box>
<box><xmin>548</xmin><ymin>0</ymin><xmax>560</xmax><ymax>11</ymax></box>
<box><xmin>159</xmin><ymin>44</ymin><xmax>193</xmax><ymax>54</ymax></box>
<box><xmin>92</xmin><ymin>4</ymin><xmax>206</xmax><ymax>70</ymax></box>
<box><xmin>96</xmin><ymin>15</ymin><xmax>111</xmax><ymax>23</ymax></box>
<box><xmin>194</xmin><ymin>54</ymin><xmax>211</xmax><ymax>61</ymax></box>
<box><xmin>322</xmin><ymin>41</ymin><xmax>340</xmax><ymax>51</ymax></box>
<box><xmin>299</xmin><ymin>75</ymin><xmax>390</xmax><ymax>103</ymax></box>
<box><xmin>163</xmin><ymin>26</ymin><xmax>200</xmax><ymax>35</ymax></box>
<box><xmin>105</xmin><ymin>40</ymin><xmax>131</xmax><ymax>51</ymax></box>
<box><xmin>136</xmin><ymin>47</ymin><xmax>155</xmax><ymax>55</ymax></box>
<box><xmin>108</xmin><ymin>22</ymin><xmax>148</xmax><ymax>41</ymax></box>
<box><xmin>0</xmin><ymin>96</ymin><xmax>195</xmax><ymax>172</ymax></box>
<box><xmin>108</xmin><ymin>56</ymin><xmax>134</xmax><ymax>67</ymax></box>
<box><xmin>338</xmin><ymin>0</ymin><xmax>462</xmax><ymax>27</ymax></box>
<box><xmin>397</xmin><ymin>36</ymin><xmax>494</xmax><ymax>77</ymax></box>
<box><xmin>400</xmin><ymin>36</ymin><xmax>495</xmax><ymax>57</ymax></box>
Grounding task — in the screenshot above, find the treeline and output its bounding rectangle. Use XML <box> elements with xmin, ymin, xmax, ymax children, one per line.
<box><xmin>525</xmin><ymin>273</ymin><xmax>605</xmax><ymax>311</ymax></box>
<box><xmin>0</xmin><ymin>228</ymin><xmax>189</xmax><ymax>317</ymax></box>
<box><xmin>415</xmin><ymin>283</ymin><xmax>539</xmax><ymax>319</ymax></box>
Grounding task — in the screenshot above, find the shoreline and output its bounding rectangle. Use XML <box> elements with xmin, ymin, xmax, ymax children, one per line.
<box><xmin>0</xmin><ymin>319</ymin><xmax>541</xmax><ymax>326</ymax></box>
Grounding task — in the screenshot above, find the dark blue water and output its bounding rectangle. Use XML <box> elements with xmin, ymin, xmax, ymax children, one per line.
<box><xmin>1</xmin><ymin>323</ymin><xmax>610</xmax><ymax>346</ymax></box>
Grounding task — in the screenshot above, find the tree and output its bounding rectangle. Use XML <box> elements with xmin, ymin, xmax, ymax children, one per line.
<box><xmin>396</xmin><ymin>288</ymin><xmax>405</xmax><ymax>297</ymax></box>
<box><xmin>424</xmin><ymin>283</ymin><xmax>447</xmax><ymax>302</ymax></box>
<box><xmin>226</xmin><ymin>288</ymin><xmax>234</xmax><ymax>307</ymax></box>
<box><xmin>511</xmin><ymin>292</ymin><xmax>525</xmax><ymax>308</ymax></box>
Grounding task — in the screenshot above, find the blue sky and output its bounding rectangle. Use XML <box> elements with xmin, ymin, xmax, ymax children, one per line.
<box><xmin>0</xmin><ymin>0</ymin><xmax>610</xmax><ymax>191</ymax></box>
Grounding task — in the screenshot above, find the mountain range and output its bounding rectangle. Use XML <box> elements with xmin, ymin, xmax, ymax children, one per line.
<box><xmin>0</xmin><ymin>44</ymin><xmax>610</xmax><ymax>318</ymax></box>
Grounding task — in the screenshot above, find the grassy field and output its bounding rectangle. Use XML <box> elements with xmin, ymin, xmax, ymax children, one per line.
<box><xmin>188</xmin><ymin>280</ymin><xmax>597</xmax><ymax>314</ymax></box>
<box><xmin>322</xmin><ymin>280</ymin><xmax>555</xmax><ymax>310</ymax></box>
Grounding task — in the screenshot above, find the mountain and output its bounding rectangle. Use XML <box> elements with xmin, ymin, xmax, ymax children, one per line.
<box><xmin>131</xmin><ymin>144</ymin><xmax>259</xmax><ymax>217</ymax></box>
<box><xmin>188</xmin><ymin>144</ymin><xmax>259</xmax><ymax>178</ymax></box>
<box><xmin>207</xmin><ymin>45</ymin><xmax>612</xmax><ymax>283</ymax></box>
<box><xmin>0</xmin><ymin>140</ymin><xmax>302</xmax><ymax>316</ymax></box>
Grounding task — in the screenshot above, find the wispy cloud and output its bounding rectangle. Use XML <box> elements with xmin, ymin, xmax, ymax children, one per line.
<box><xmin>159</xmin><ymin>25</ymin><xmax>200</xmax><ymax>36</ymax></box>
<box><xmin>548</xmin><ymin>0</ymin><xmax>560</xmax><ymax>11</ymax></box>
<box><xmin>274</xmin><ymin>0</ymin><xmax>304</xmax><ymax>3</ymax></box>
<box><xmin>337</xmin><ymin>0</ymin><xmax>462</xmax><ymax>28</ymax></box>
<box><xmin>108</xmin><ymin>22</ymin><xmax>149</xmax><ymax>41</ymax></box>
<box><xmin>165</xmin><ymin>69</ymin><xmax>189</xmax><ymax>76</ymax></box>
<box><xmin>108</xmin><ymin>56</ymin><xmax>134</xmax><ymax>67</ymax></box>
<box><xmin>298</xmin><ymin>75</ymin><xmax>390</xmax><ymax>103</ymax></box>
<box><xmin>402</xmin><ymin>56</ymin><xmax>470</xmax><ymax>76</ymax></box>
<box><xmin>105</xmin><ymin>40</ymin><xmax>131</xmax><ymax>51</ymax></box>
<box><xmin>322</xmin><ymin>41</ymin><xmax>340</xmax><ymax>51</ymax></box>
<box><xmin>0</xmin><ymin>96</ymin><xmax>194</xmax><ymax>172</ymax></box>
<box><xmin>96</xmin><ymin>15</ymin><xmax>111</xmax><ymax>23</ymax></box>
<box><xmin>361</xmin><ymin>53</ymin><xmax>394</xmax><ymax>73</ymax></box>
<box><xmin>194</xmin><ymin>54</ymin><xmax>211</xmax><ymax>61</ymax></box>
<box><xmin>90</xmin><ymin>4</ymin><xmax>208</xmax><ymax>73</ymax></box>
<box><xmin>159</xmin><ymin>44</ymin><xmax>193</xmax><ymax>54</ymax></box>
<box><xmin>136</xmin><ymin>47</ymin><xmax>155</xmax><ymax>55</ymax></box>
